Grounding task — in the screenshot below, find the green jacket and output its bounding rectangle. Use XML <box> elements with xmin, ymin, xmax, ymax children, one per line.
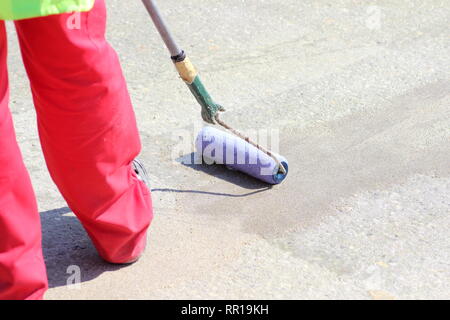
<box><xmin>0</xmin><ymin>0</ymin><xmax>95</xmax><ymax>20</ymax></box>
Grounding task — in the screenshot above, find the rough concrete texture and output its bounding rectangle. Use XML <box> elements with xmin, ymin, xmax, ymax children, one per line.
<box><xmin>5</xmin><ymin>0</ymin><xmax>450</xmax><ymax>299</ymax></box>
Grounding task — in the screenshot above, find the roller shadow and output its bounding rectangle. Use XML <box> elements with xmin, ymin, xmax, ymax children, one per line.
<box><xmin>176</xmin><ymin>152</ymin><xmax>272</xmax><ymax>191</ymax></box>
<box><xmin>151</xmin><ymin>187</ymin><xmax>270</xmax><ymax>197</ymax></box>
<box><xmin>40</xmin><ymin>207</ymin><xmax>128</xmax><ymax>289</ymax></box>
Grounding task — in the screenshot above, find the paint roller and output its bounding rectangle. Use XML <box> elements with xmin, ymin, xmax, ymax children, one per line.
<box><xmin>142</xmin><ymin>0</ymin><xmax>288</xmax><ymax>184</ymax></box>
<box><xmin>196</xmin><ymin>126</ymin><xmax>288</xmax><ymax>184</ymax></box>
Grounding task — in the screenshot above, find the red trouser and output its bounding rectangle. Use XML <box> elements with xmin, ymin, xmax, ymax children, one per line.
<box><xmin>0</xmin><ymin>1</ymin><xmax>153</xmax><ymax>299</ymax></box>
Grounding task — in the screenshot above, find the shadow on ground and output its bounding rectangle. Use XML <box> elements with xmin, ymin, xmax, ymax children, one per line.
<box><xmin>40</xmin><ymin>207</ymin><xmax>128</xmax><ymax>289</ymax></box>
<box><xmin>175</xmin><ymin>152</ymin><xmax>273</xmax><ymax>193</ymax></box>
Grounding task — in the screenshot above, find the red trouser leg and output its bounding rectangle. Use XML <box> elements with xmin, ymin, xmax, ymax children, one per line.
<box><xmin>14</xmin><ymin>0</ymin><xmax>153</xmax><ymax>264</ymax></box>
<box><xmin>0</xmin><ymin>21</ymin><xmax>48</xmax><ymax>300</ymax></box>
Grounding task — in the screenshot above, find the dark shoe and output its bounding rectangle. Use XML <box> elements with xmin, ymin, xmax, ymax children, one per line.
<box><xmin>113</xmin><ymin>159</ymin><xmax>150</xmax><ymax>265</ymax></box>
<box><xmin>132</xmin><ymin>158</ymin><xmax>150</xmax><ymax>187</ymax></box>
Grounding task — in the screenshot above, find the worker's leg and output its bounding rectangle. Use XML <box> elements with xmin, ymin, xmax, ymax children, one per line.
<box><xmin>0</xmin><ymin>21</ymin><xmax>48</xmax><ymax>300</ymax></box>
<box><xmin>14</xmin><ymin>0</ymin><xmax>153</xmax><ymax>264</ymax></box>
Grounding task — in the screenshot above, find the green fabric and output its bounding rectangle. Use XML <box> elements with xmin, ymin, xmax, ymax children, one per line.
<box><xmin>187</xmin><ymin>75</ymin><xmax>225</xmax><ymax>124</ymax></box>
<box><xmin>0</xmin><ymin>0</ymin><xmax>95</xmax><ymax>20</ymax></box>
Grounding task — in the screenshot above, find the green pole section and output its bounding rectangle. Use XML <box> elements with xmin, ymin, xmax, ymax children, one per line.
<box><xmin>186</xmin><ymin>75</ymin><xmax>224</xmax><ymax>124</ymax></box>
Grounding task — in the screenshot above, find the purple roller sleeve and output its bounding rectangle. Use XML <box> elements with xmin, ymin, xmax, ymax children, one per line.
<box><xmin>195</xmin><ymin>126</ymin><xmax>288</xmax><ymax>184</ymax></box>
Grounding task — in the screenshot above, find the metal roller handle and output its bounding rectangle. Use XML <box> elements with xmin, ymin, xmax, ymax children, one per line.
<box><xmin>142</xmin><ymin>0</ymin><xmax>182</xmax><ymax>57</ymax></box>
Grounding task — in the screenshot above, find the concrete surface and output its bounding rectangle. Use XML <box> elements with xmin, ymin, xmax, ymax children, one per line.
<box><xmin>5</xmin><ymin>0</ymin><xmax>450</xmax><ymax>299</ymax></box>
